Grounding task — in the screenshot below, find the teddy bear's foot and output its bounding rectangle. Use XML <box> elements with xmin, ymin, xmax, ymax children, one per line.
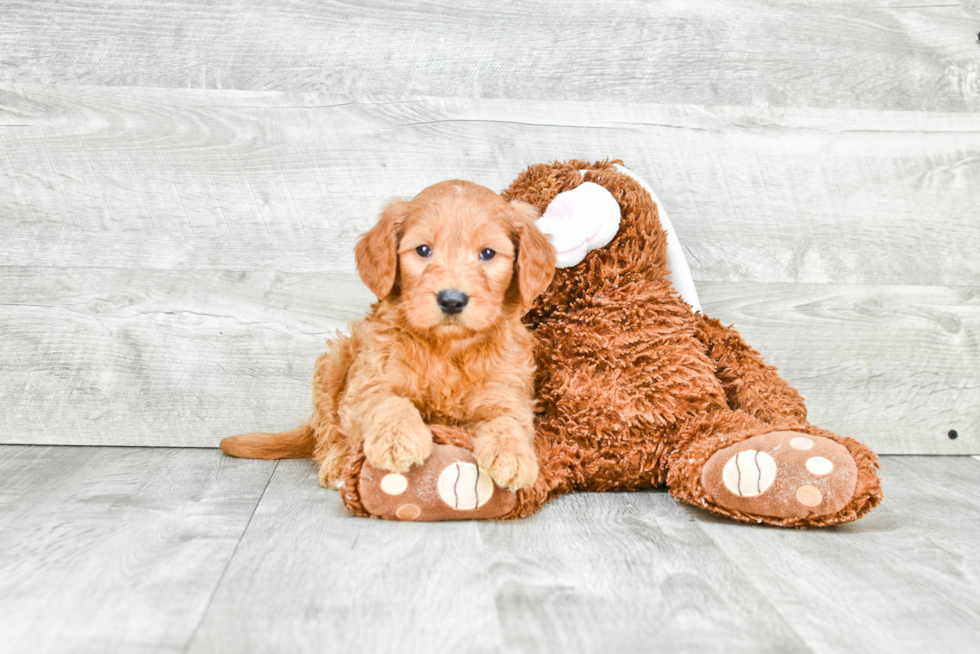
<box><xmin>358</xmin><ymin>443</ymin><xmax>516</xmax><ymax>521</ymax></box>
<box><xmin>701</xmin><ymin>431</ymin><xmax>858</xmax><ymax>522</ymax></box>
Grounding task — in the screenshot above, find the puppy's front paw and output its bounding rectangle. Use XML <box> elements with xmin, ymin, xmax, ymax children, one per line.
<box><xmin>473</xmin><ymin>419</ymin><xmax>538</xmax><ymax>491</ymax></box>
<box><xmin>363</xmin><ymin>398</ymin><xmax>433</xmax><ymax>473</ymax></box>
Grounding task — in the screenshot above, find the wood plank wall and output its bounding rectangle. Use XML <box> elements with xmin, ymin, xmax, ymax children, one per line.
<box><xmin>1</xmin><ymin>1</ymin><xmax>978</xmax><ymax>453</ymax></box>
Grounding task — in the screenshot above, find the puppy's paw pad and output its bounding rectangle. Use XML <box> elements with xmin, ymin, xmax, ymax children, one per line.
<box><xmin>702</xmin><ymin>431</ymin><xmax>858</xmax><ymax>520</ymax></box>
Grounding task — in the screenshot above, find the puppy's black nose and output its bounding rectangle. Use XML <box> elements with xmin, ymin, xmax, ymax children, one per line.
<box><xmin>437</xmin><ymin>289</ymin><xmax>469</xmax><ymax>315</ymax></box>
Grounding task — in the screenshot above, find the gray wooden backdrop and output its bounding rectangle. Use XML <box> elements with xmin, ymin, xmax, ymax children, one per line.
<box><xmin>1</xmin><ymin>0</ymin><xmax>978</xmax><ymax>454</ymax></box>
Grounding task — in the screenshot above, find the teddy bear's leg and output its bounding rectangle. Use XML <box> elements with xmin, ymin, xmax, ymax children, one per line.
<box><xmin>666</xmin><ymin>409</ymin><xmax>882</xmax><ymax>527</ymax></box>
<box><xmin>693</xmin><ymin>313</ymin><xmax>810</xmax><ymax>424</ymax></box>
<box><xmin>336</xmin><ymin>425</ymin><xmax>515</xmax><ymax>521</ymax></box>
<box><xmin>337</xmin><ymin>423</ymin><xmax>569</xmax><ymax>521</ymax></box>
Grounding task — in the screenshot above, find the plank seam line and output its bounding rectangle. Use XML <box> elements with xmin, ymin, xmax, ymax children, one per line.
<box><xmin>182</xmin><ymin>458</ymin><xmax>279</xmax><ymax>653</ymax></box>
<box><xmin>689</xmin><ymin>517</ymin><xmax>818</xmax><ymax>654</ymax></box>
<box><xmin>396</xmin><ymin>118</ymin><xmax>629</xmax><ymax>131</ymax></box>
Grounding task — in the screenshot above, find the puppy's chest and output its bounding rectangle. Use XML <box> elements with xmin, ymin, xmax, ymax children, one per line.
<box><xmin>411</xmin><ymin>360</ymin><xmax>484</xmax><ymax>424</ymax></box>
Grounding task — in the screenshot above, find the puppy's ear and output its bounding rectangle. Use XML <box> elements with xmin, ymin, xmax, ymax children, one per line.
<box><xmin>356</xmin><ymin>198</ymin><xmax>411</xmax><ymax>300</ymax></box>
<box><xmin>509</xmin><ymin>200</ymin><xmax>556</xmax><ymax>310</ymax></box>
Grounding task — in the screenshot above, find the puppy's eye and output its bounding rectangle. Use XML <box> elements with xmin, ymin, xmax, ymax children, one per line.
<box><xmin>479</xmin><ymin>248</ymin><xmax>496</xmax><ymax>261</ymax></box>
<box><xmin>416</xmin><ymin>245</ymin><xmax>432</xmax><ymax>258</ymax></box>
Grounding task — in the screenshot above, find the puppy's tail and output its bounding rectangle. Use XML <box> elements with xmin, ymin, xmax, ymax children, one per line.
<box><xmin>220</xmin><ymin>424</ymin><xmax>315</xmax><ymax>460</ymax></box>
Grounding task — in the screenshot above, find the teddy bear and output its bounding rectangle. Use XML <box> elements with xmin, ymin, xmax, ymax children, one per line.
<box><xmin>339</xmin><ymin>159</ymin><xmax>883</xmax><ymax>528</ymax></box>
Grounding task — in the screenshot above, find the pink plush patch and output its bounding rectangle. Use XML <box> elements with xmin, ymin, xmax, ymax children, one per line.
<box><xmin>536</xmin><ymin>182</ymin><xmax>621</xmax><ymax>268</ymax></box>
<box><xmin>547</xmin><ymin>195</ymin><xmax>576</xmax><ymax>221</ymax></box>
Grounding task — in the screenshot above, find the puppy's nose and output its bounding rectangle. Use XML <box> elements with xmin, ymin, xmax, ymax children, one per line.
<box><xmin>437</xmin><ymin>289</ymin><xmax>469</xmax><ymax>315</ymax></box>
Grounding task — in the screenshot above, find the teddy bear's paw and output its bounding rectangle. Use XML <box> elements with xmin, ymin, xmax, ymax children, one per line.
<box><xmin>358</xmin><ymin>444</ymin><xmax>516</xmax><ymax>521</ymax></box>
<box><xmin>701</xmin><ymin>431</ymin><xmax>858</xmax><ymax>521</ymax></box>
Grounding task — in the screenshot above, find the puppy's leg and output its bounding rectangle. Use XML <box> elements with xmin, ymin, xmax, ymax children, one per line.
<box><xmin>463</xmin><ymin>383</ymin><xmax>539</xmax><ymax>491</ymax></box>
<box><xmin>362</xmin><ymin>396</ymin><xmax>434</xmax><ymax>473</ymax></box>
<box><xmin>473</xmin><ymin>415</ymin><xmax>538</xmax><ymax>492</ymax></box>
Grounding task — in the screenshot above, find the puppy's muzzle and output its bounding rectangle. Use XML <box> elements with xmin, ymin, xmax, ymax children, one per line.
<box><xmin>437</xmin><ymin>289</ymin><xmax>469</xmax><ymax>315</ymax></box>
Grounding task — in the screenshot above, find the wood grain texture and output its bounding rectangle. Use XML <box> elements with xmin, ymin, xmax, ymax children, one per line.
<box><xmin>2</xmin><ymin>268</ymin><xmax>975</xmax><ymax>454</ymax></box>
<box><xmin>0</xmin><ymin>446</ymin><xmax>276</xmax><ymax>654</ymax></box>
<box><xmin>3</xmin><ymin>448</ymin><xmax>976</xmax><ymax>653</ymax></box>
<box><xmin>477</xmin><ymin>491</ymin><xmax>808</xmax><ymax>654</ymax></box>
<box><xmin>2</xmin><ymin>87</ymin><xmax>979</xmax><ymax>286</ymax></box>
<box><xmin>186</xmin><ymin>458</ymin><xmax>505</xmax><ymax>654</ymax></box>
<box><xmin>188</xmin><ymin>458</ymin><xmax>810</xmax><ymax>654</ymax></box>
<box><xmin>0</xmin><ymin>268</ymin><xmax>373</xmax><ymax>447</ymax></box>
<box><xmin>0</xmin><ymin>1</ymin><xmax>978</xmax><ymax>112</ymax></box>
<box><xmin>693</xmin><ymin>456</ymin><xmax>980</xmax><ymax>654</ymax></box>
<box><xmin>699</xmin><ymin>282</ymin><xmax>980</xmax><ymax>455</ymax></box>
<box><xmin>193</xmin><ymin>455</ymin><xmax>980</xmax><ymax>653</ymax></box>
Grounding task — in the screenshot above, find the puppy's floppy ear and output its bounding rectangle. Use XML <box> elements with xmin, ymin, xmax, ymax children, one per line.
<box><xmin>356</xmin><ymin>198</ymin><xmax>411</xmax><ymax>300</ymax></box>
<box><xmin>509</xmin><ymin>200</ymin><xmax>556</xmax><ymax>310</ymax></box>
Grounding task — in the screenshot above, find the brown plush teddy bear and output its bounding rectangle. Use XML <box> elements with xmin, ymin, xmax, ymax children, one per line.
<box><xmin>341</xmin><ymin>159</ymin><xmax>883</xmax><ymax>528</ymax></box>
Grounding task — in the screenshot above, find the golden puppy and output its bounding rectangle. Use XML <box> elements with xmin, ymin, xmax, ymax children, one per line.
<box><xmin>221</xmin><ymin>180</ymin><xmax>556</xmax><ymax>491</ymax></box>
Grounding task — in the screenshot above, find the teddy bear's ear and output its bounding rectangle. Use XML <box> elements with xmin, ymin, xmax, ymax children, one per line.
<box><xmin>508</xmin><ymin>200</ymin><xmax>556</xmax><ymax>310</ymax></box>
<box><xmin>535</xmin><ymin>181</ymin><xmax>621</xmax><ymax>269</ymax></box>
<box><xmin>356</xmin><ymin>198</ymin><xmax>411</xmax><ymax>300</ymax></box>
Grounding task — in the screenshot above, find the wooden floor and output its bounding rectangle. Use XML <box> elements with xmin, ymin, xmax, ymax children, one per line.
<box><xmin>2</xmin><ymin>446</ymin><xmax>978</xmax><ymax>654</ymax></box>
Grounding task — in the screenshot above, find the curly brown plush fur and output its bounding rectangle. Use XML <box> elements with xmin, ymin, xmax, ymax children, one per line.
<box><xmin>501</xmin><ymin>160</ymin><xmax>881</xmax><ymax>526</ymax></box>
<box><xmin>339</xmin><ymin>159</ymin><xmax>882</xmax><ymax>528</ymax></box>
<box><xmin>229</xmin><ymin>159</ymin><xmax>883</xmax><ymax>529</ymax></box>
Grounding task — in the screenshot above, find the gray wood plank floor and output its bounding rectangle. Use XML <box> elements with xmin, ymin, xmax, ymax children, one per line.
<box><xmin>1</xmin><ymin>446</ymin><xmax>977</xmax><ymax>654</ymax></box>
<box><xmin>0</xmin><ymin>446</ymin><xmax>276</xmax><ymax>654</ymax></box>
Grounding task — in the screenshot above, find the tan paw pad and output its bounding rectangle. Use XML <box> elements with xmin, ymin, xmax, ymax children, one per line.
<box><xmin>790</xmin><ymin>436</ymin><xmax>814</xmax><ymax>450</ymax></box>
<box><xmin>721</xmin><ymin>450</ymin><xmax>776</xmax><ymax>497</ymax></box>
<box><xmin>795</xmin><ymin>485</ymin><xmax>823</xmax><ymax>507</ymax></box>
<box><xmin>358</xmin><ymin>443</ymin><xmax>516</xmax><ymax>521</ymax></box>
<box><xmin>805</xmin><ymin>457</ymin><xmax>833</xmax><ymax>475</ymax></box>
<box><xmin>438</xmin><ymin>462</ymin><xmax>494</xmax><ymax>510</ymax></box>
<box><xmin>702</xmin><ymin>431</ymin><xmax>858</xmax><ymax>520</ymax></box>
<box><xmin>395</xmin><ymin>503</ymin><xmax>421</xmax><ymax>521</ymax></box>
<box><xmin>380</xmin><ymin>473</ymin><xmax>409</xmax><ymax>495</ymax></box>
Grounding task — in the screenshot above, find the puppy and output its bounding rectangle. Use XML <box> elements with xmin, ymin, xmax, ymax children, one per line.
<box><xmin>221</xmin><ymin>180</ymin><xmax>556</xmax><ymax>492</ymax></box>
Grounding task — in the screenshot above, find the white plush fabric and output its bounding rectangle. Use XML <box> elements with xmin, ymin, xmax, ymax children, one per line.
<box><xmin>535</xmin><ymin>182</ymin><xmax>622</xmax><ymax>269</ymax></box>
<box><xmin>535</xmin><ymin>167</ymin><xmax>701</xmax><ymax>312</ymax></box>
<box><xmin>612</xmin><ymin>165</ymin><xmax>701</xmax><ymax>313</ymax></box>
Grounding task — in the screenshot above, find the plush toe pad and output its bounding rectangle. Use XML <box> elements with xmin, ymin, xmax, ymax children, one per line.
<box><xmin>701</xmin><ymin>431</ymin><xmax>858</xmax><ymax>520</ymax></box>
<box><xmin>359</xmin><ymin>444</ymin><xmax>516</xmax><ymax>521</ymax></box>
